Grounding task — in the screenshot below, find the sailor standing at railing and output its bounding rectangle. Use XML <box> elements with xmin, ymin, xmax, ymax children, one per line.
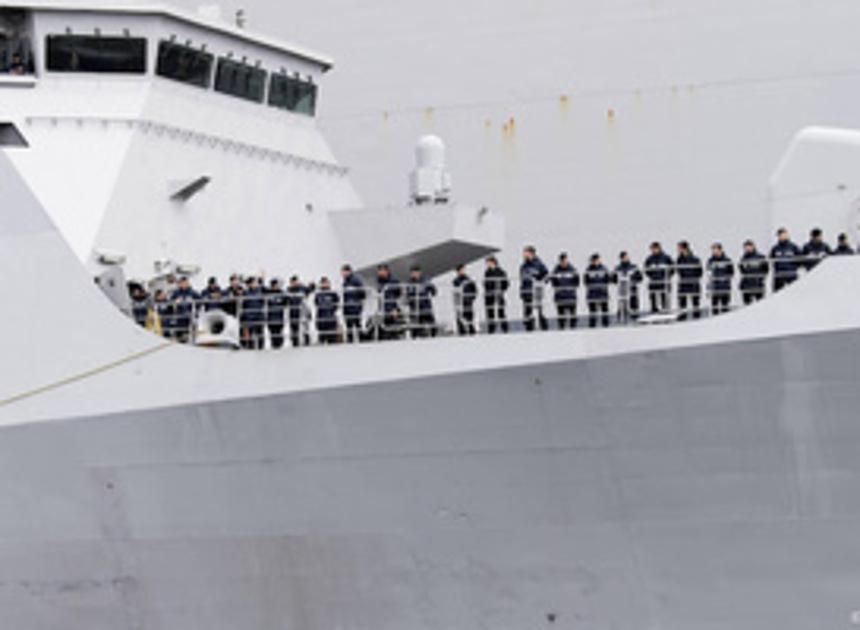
<box><xmin>340</xmin><ymin>264</ymin><xmax>367</xmax><ymax>343</ymax></box>
<box><xmin>222</xmin><ymin>274</ymin><xmax>244</xmax><ymax>318</ymax></box>
<box><xmin>201</xmin><ymin>277</ymin><xmax>224</xmax><ymax>311</ymax></box>
<box><xmin>770</xmin><ymin>228</ymin><xmax>802</xmax><ymax>292</ymax></box>
<box><xmin>406</xmin><ymin>266</ymin><xmax>438</xmax><ymax>339</ymax></box>
<box><xmin>550</xmin><ymin>253</ymin><xmax>580</xmax><ymax>329</ymax></box>
<box><xmin>707</xmin><ymin>243</ymin><xmax>734</xmax><ymax>316</ymax></box>
<box><xmin>170</xmin><ymin>276</ymin><xmax>200</xmax><ymax>343</ymax></box>
<box><xmin>241</xmin><ymin>276</ymin><xmax>266</xmax><ymax>350</ymax></box>
<box><xmin>453</xmin><ymin>264</ymin><xmax>478</xmax><ymax>336</ymax></box>
<box><xmin>612</xmin><ymin>251</ymin><xmax>643</xmax><ymax>323</ymax></box>
<box><xmin>583</xmin><ymin>253</ymin><xmax>611</xmax><ymax>328</ymax></box>
<box><xmin>153</xmin><ymin>289</ymin><xmax>172</xmax><ymax>338</ymax></box>
<box><xmin>834</xmin><ymin>233</ymin><xmax>856</xmax><ymax>256</ymax></box>
<box><xmin>801</xmin><ymin>227</ymin><xmax>832</xmax><ymax>270</ymax></box>
<box><xmin>265</xmin><ymin>278</ymin><xmax>287</xmax><ymax>349</ymax></box>
<box><xmin>129</xmin><ymin>281</ymin><xmax>151</xmax><ymax>328</ymax></box>
<box><xmin>520</xmin><ymin>245</ymin><xmax>550</xmax><ymax>332</ymax></box>
<box><xmin>738</xmin><ymin>240</ymin><xmax>768</xmax><ymax>304</ymax></box>
<box><xmin>483</xmin><ymin>256</ymin><xmax>510</xmax><ymax>334</ymax></box>
<box><xmin>644</xmin><ymin>241</ymin><xmax>674</xmax><ymax>314</ymax></box>
<box><xmin>314</xmin><ymin>277</ymin><xmax>340</xmax><ymax>345</ymax></box>
<box><xmin>376</xmin><ymin>264</ymin><xmax>404</xmax><ymax>340</ymax></box>
<box><xmin>675</xmin><ymin>241</ymin><xmax>703</xmax><ymax>320</ymax></box>
<box><xmin>286</xmin><ymin>275</ymin><xmax>312</xmax><ymax>347</ymax></box>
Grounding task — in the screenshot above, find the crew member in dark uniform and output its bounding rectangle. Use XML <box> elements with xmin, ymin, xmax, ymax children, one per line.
<box><xmin>675</xmin><ymin>241</ymin><xmax>703</xmax><ymax>320</ymax></box>
<box><xmin>519</xmin><ymin>245</ymin><xmax>549</xmax><ymax>332</ymax></box>
<box><xmin>128</xmin><ymin>282</ymin><xmax>150</xmax><ymax>328</ymax></box>
<box><xmin>612</xmin><ymin>251</ymin><xmax>643</xmax><ymax>323</ymax></box>
<box><xmin>738</xmin><ymin>240</ymin><xmax>768</xmax><ymax>304</ymax></box>
<box><xmin>801</xmin><ymin>227</ymin><xmax>832</xmax><ymax>269</ymax></box>
<box><xmin>770</xmin><ymin>228</ymin><xmax>802</xmax><ymax>292</ymax></box>
<box><xmin>286</xmin><ymin>275</ymin><xmax>313</xmax><ymax>347</ymax></box>
<box><xmin>551</xmin><ymin>252</ymin><xmax>580</xmax><ymax>329</ymax></box>
<box><xmin>201</xmin><ymin>277</ymin><xmax>224</xmax><ymax>311</ymax></box>
<box><xmin>453</xmin><ymin>264</ymin><xmax>478</xmax><ymax>335</ymax></box>
<box><xmin>376</xmin><ymin>264</ymin><xmax>404</xmax><ymax>340</ymax></box>
<box><xmin>644</xmin><ymin>241</ymin><xmax>674</xmax><ymax>313</ymax></box>
<box><xmin>340</xmin><ymin>264</ymin><xmax>367</xmax><ymax>343</ymax></box>
<box><xmin>483</xmin><ymin>256</ymin><xmax>509</xmax><ymax>334</ymax></box>
<box><xmin>834</xmin><ymin>233</ymin><xmax>855</xmax><ymax>255</ymax></box>
<box><xmin>314</xmin><ymin>276</ymin><xmax>340</xmax><ymax>344</ymax></box>
<box><xmin>222</xmin><ymin>274</ymin><xmax>244</xmax><ymax>318</ymax></box>
<box><xmin>707</xmin><ymin>242</ymin><xmax>734</xmax><ymax>315</ymax></box>
<box><xmin>241</xmin><ymin>276</ymin><xmax>266</xmax><ymax>349</ymax></box>
<box><xmin>170</xmin><ymin>276</ymin><xmax>200</xmax><ymax>342</ymax></box>
<box><xmin>405</xmin><ymin>265</ymin><xmax>437</xmax><ymax>338</ymax></box>
<box><xmin>584</xmin><ymin>253</ymin><xmax>611</xmax><ymax>328</ymax></box>
<box><xmin>153</xmin><ymin>289</ymin><xmax>173</xmax><ymax>338</ymax></box>
<box><xmin>265</xmin><ymin>278</ymin><xmax>287</xmax><ymax>349</ymax></box>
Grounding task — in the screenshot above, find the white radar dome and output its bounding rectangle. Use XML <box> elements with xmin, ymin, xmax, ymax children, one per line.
<box><xmin>410</xmin><ymin>135</ymin><xmax>452</xmax><ymax>204</ymax></box>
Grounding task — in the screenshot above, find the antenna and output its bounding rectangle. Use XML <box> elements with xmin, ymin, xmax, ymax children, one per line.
<box><xmin>235</xmin><ymin>9</ymin><xmax>246</xmax><ymax>29</ymax></box>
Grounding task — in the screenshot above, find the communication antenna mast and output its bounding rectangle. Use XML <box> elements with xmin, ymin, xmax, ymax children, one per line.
<box><xmin>235</xmin><ymin>9</ymin><xmax>246</xmax><ymax>29</ymax></box>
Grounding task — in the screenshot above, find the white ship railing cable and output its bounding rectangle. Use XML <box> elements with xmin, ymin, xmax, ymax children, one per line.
<box><xmin>23</xmin><ymin>116</ymin><xmax>350</xmax><ymax>175</ymax></box>
<box><xmin>131</xmin><ymin>254</ymin><xmax>835</xmax><ymax>348</ymax></box>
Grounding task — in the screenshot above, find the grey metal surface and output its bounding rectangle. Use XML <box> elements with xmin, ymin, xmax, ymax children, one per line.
<box><xmin>1</xmin><ymin>326</ymin><xmax>859</xmax><ymax>629</ymax></box>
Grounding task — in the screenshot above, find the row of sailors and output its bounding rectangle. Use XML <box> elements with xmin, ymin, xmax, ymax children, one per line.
<box><xmin>128</xmin><ymin>227</ymin><xmax>852</xmax><ymax>345</ymax></box>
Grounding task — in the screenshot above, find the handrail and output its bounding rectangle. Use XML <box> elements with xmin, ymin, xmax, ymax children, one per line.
<box><xmin>128</xmin><ymin>252</ymin><xmax>842</xmax><ymax>349</ymax></box>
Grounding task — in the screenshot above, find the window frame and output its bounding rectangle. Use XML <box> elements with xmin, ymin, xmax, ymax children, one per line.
<box><xmin>213</xmin><ymin>56</ymin><xmax>267</xmax><ymax>104</ymax></box>
<box><xmin>155</xmin><ymin>39</ymin><xmax>214</xmax><ymax>89</ymax></box>
<box><xmin>45</xmin><ymin>34</ymin><xmax>148</xmax><ymax>74</ymax></box>
<box><xmin>268</xmin><ymin>73</ymin><xmax>318</xmax><ymax>117</ymax></box>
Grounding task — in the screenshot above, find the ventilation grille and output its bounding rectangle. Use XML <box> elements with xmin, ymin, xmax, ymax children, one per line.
<box><xmin>0</xmin><ymin>123</ymin><xmax>28</xmax><ymax>147</ymax></box>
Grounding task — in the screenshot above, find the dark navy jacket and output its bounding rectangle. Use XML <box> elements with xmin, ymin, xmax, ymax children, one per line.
<box><xmin>584</xmin><ymin>263</ymin><xmax>611</xmax><ymax>302</ymax></box>
<box><xmin>739</xmin><ymin>252</ymin><xmax>769</xmax><ymax>292</ymax></box>
<box><xmin>342</xmin><ymin>273</ymin><xmax>367</xmax><ymax>317</ymax></box>
<box><xmin>131</xmin><ymin>295</ymin><xmax>150</xmax><ymax>327</ymax></box>
<box><xmin>406</xmin><ymin>279</ymin><xmax>437</xmax><ymax>316</ymax></box>
<box><xmin>201</xmin><ymin>287</ymin><xmax>223</xmax><ymax>312</ymax></box>
<box><xmin>707</xmin><ymin>254</ymin><xmax>734</xmax><ymax>294</ymax></box>
<box><xmin>170</xmin><ymin>287</ymin><xmax>200</xmax><ymax>321</ymax></box>
<box><xmin>676</xmin><ymin>253</ymin><xmax>703</xmax><ymax>295</ymax></box>
<box><xmin>519</xmin><ymin>257</ymin><xmax>549</xmax><ymax>300</ymax></box>
<box><xmin>834</xmin><ymin>244</ymin><xmax>855</xmax><ymax>256</ymax></box>
<box><xmin>801</xmin><ymin>239</ymin><xmax>832</xmax><ymax>269</ymax></box>
<box><xmin>644</xmin><ymin>252</ymin><xmax>674</xmax><ymax>289</ymax></box>
<box><xmin>265</xmin><ymin>288</ymin><xmax>287</xmax><ymax>323</ymax></box>
<box><xmin>314</xmin><ymin>290</ymin><xmax>340</xmax><ymax>330</ymax></box>
<box><xmin>550</xmin><ymin>263</ymin><xmax>580</xmax><ymax>304</ymax></box>
<box><xmin>453</xmin><ymin>275</ymin><xmax>478</xmax><ymax>309</ymax></box>
<box><xmin>770</xmin><ymin>240</ymin><xmax>802</xmax><ymax>281</ymax></box>
<box><xmin>241</xmin><ymin>287</ymin><xmax>265</xmax><ymax>323</ymax></box>
<box><xmin>377</xmin><ymin>275</ymin><xmax>403</xmax><ymax>314</ymax></box>
<box><xmin>483</xmin><ymin>267</ymin><xmax>509</xmax><ymax>304</ymax></box>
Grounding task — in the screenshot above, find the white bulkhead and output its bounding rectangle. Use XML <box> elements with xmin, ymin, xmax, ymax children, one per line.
<box><xmin>0</xmin><ymin>3</ymin><xmax>365</xmax><ymax>282</ymax></box>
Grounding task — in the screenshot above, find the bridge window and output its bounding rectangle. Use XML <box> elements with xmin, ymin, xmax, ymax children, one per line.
<box><xmin>268</xmin><ymin>74</ymin><xmax>317</xmax><ymax>116</ymax></box>
<box><xmin>156</xmin><ymin>40</ymin><xmax>213</xmax><ymax>88</ymax></box>
<box><xmin>46</xmin><ymin>35</ymin><xmax>147</xmax><ymax>73</ymax></box>
<box><xmin>214</xmin><ymin>57</ymin><xmax>266</xmax><ymax>103</ymax></box>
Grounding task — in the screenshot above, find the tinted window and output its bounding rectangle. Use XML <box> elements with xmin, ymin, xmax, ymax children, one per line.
<box><xmin>46</xmin><ymin>35</ymin><xmax>147</xmax><ymax>73</ymax></box>
<box><xmin>268</xmin><ymin>74</ymin><xmax>317</xmax><ymax>116</ymax></box>
<box><xmin>214</xmin><ymin>58</ymin><xmax>266</xmax><ymax>103</ymax></box>
<box><xmin>156</xmin><ymin>40</ymin><xmax>213</xmax><ymax>88</ymax></box>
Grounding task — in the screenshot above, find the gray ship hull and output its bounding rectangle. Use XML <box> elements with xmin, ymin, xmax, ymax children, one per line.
<box><xmin>2</xmin><ymin>326</ymin><xmax>859</xmax><ymax>630</ymax></box>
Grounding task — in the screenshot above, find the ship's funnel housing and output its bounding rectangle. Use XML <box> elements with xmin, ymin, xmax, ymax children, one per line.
<box><xmin>410</xmin><ymin>135</ymin><xmax>452</xmax><ymax>205</ymax></box>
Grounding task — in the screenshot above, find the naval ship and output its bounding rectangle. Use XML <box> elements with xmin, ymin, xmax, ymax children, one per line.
<box><xmin>2</xmin><ymin>2</ymin><xmax>860</xmax><ymax>629</ymax></box>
